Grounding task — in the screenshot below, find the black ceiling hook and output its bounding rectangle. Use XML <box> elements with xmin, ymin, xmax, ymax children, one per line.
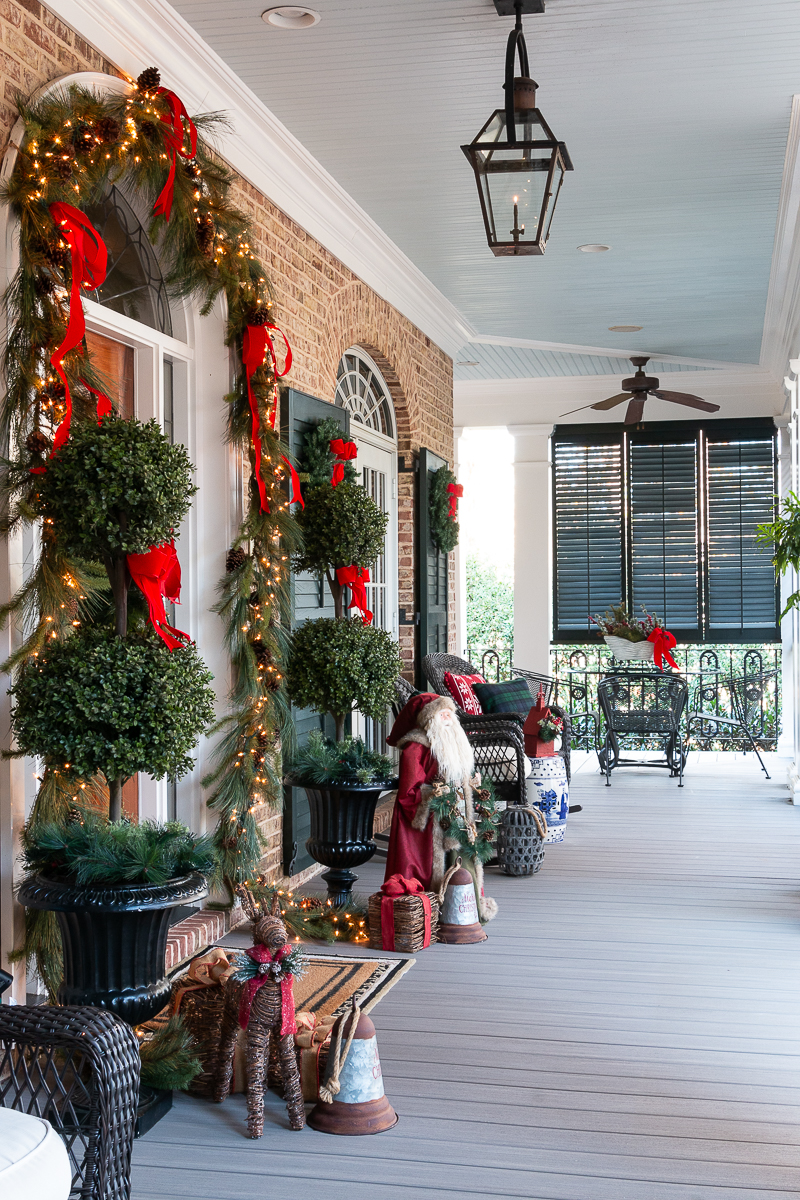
<box><xmin>504</xmin><ymin>1</ymin><xmax>532</xmax><ymax>143</ymax></box>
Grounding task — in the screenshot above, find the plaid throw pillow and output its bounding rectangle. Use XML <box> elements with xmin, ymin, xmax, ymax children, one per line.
<box><xmin>473</xmin><ymin>678</ymin><xmax>532</xmax><ymax>715</ymax></box>
<box><xmin>444</xmin><ymin>671</ymin><xmax>485</xmax><ymax>715</ymax></box>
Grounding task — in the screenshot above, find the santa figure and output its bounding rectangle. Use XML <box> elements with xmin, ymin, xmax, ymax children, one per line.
<box><xmin>384</xmin><ymin>692</ymin><xmax>498</xmax><ymax>923</ymax></box>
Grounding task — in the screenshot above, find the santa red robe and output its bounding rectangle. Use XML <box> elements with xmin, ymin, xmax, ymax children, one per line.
<box><xmin>383</xmin><ymin>738</ymin><xmax>438</xmax><ymax>888</ymax></box>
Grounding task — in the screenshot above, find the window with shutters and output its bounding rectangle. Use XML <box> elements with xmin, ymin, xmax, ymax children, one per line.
<box><xmin>552</xmin><ymin>419</ymin><xmax>778</xmax><ymax>643</ymax></box>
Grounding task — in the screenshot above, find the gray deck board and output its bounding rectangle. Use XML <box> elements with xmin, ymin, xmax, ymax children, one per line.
<box><xmin>131</xmin><ymin>755</ymin><xmax>800</xmax><ymax>1199</ymax></box>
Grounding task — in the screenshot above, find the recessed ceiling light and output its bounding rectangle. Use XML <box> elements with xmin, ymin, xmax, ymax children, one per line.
<box><xmin>578</xmin><ymin>244</ymin><xmax>610</xmax><ymax>253</ymax></box>
<box><xmin>457</xmin><ymin>361</ymin><xmax>480</xmax><ymax>367</ymax></box>
<box><xmin>608</xmin><ymin>325</ymin><xmax>642</xmax><ymax>332</ymax></box>
<box><xmin>262</xmin><ymin>6</ymin><xmax>321</xmax><ymax>28</ymax></box>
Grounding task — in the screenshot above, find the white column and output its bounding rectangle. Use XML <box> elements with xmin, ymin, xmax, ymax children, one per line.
<box><xmin>784</xmin><ymin>368</ymin><xmax>800</xmax><ymax>799</ymax></box>
<box><xmin>453</xmin><ymin>427</ymin><xmax>467</xmax><ymax>657</ymax></box>
<box><xmin>509</xmin><ymin>424</ymin><xmax>552</xmax><ymax>676</ymax></box>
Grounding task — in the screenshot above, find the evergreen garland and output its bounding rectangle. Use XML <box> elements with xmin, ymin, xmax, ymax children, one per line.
<box><xmin>138</xmin><ymin>1013</ymin><xmax>202</xmax><ymax>1092</ymax></box>
<box><xmin>247</xmin><ymin>877</ymin><xmax>370</xmax><ymax>943</ymax></box>
<box><xmin>428</xmin><ymin>779</ymin><xmax>500</xmax><ymax>864</ymax></box>
<box><xmin>429</xmin><ymin>465</ymin><xmax>459</xmax><ymax>554</ymax></box>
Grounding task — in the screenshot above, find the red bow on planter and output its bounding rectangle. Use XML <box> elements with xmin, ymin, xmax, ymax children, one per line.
<box><xmin>329</xmin><ymin>438</ymin><xmax>357</xmax><ymax>487</ymax></box>
<box><xmin>241</xmin><ymin>324</ymin><xmax>301</xmax><ymax>513</ymax></box>
<box><xmin>336</xmin><ymin>565</ymin><xmax>373</xmax><ymax>624</ymax></box>
<box><xmin>126</xmin><ymin>540</ymin><xmax>190</xmax><ymax>651</ymax></box>
<box><xmin>648</xmin><ymin>627</ymin><xmax>678</xmax><ymax>670</ymax></box>
<box><xmin>446</xmin><ymin>482</ymin><xmax>463</xmax><ymax>519</ymax></box>
<box><xmin>46</xmin><ymin>203</ymin><xmax>108</xmax><ymax>457</ymax></box>
<box><xmin>152</xmin><ymin>87</ymin><xmax>198</xmax><ymax>222</ymax></box>
<box><xmin>380</xmin><ymin>875</ymin><xmax>431</xmax><ymax>951</ymax></box>
<box><xmin>238</xmin><ymin>944</ymin><xmax>297</xmax><ymax>1036</ymax></box>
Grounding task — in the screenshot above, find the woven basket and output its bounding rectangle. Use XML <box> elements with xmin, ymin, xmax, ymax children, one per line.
<box><xmin>171</xmin><ymin>979</ymin><xmax>228</xmax><ymax>1098</ymax></box>
<box><xmin>497</xmin><ymin>806</ymin><xmax>547</xmax><ymax>876</ymax></box>
<box><xmin>604</xmin><ymin>634</ymin><xmax>654</xmax><ymax>661</ymax></box>
<box><xmin>368</xmin><ymin>890</ymin><xmax>440</xmax><ymax>953</ymax></box>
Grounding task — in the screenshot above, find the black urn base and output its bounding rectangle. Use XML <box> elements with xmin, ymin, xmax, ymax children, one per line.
<box><xmin>18</xmin><ymin>873</ymin><xmax>208</xmax><ymax>1027</ymax></box>
<box><xmin>135</xmin><ymin>1086</ymin><xmax>173</xmax><ymax>1138</ymax></box>
<box><xmin>303</xmin><ymin>780</ymin><xmax>397</xmax><ymax>907</ymax></box>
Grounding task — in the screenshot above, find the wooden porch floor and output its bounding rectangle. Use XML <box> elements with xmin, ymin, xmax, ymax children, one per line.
<box><xmin>131</xmin><ymin>752</ymin><xmax>800</xmax><ymax>1199</ymax></box>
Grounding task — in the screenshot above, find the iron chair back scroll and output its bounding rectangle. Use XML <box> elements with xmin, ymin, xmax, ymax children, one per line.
<box><xmin>685</xmin><ymin>672</ymin><xmax>774</xmax><ymax>778</ymax></box>
<box><xmin>597</xmin><ymin>671</ymin><xmax>689</xmax><ymax>787</ymax></box>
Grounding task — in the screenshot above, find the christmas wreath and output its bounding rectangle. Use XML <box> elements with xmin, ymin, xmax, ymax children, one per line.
<box><xmin>429</xmin><ymin>466</ymin><xmax>461</xmax><ymax>554</ymax></box>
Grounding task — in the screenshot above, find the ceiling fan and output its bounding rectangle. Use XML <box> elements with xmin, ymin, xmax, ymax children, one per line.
<box><xmin>562</xmin><ymin>356</ymin><xmax>720</xmax><ymax>425</ymax></box>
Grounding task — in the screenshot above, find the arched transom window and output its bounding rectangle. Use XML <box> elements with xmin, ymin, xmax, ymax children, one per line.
<box><xmin>335</xmin><ymin>348</ymin><xmax>395</xmax><ymax>439</ymax></box>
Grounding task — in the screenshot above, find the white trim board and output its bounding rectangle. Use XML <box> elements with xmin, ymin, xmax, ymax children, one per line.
<box><xmin>46</xmin><ymin>0</ymin><xmax>475</xmax><ymax>358</ymax></box>
<box><xmin>466</xmin><ymin>335</ymin><xmax>758</xmax><ymax>372</ymax></box>
<box><xmin>761</xmin><ymin>95</ymin><xmax>800</xmax><ymax>378</ymax></box>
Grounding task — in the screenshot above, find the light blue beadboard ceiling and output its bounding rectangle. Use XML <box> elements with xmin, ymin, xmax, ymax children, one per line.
<box><xmin>452</xmin><ymin>347</ymin><xmax>715</xmax><ymax>382</ymax></box>
<box><xmin>170</xmin><ymin>0</ymin><xmax>800</xmax><ymax>371</ymax></box>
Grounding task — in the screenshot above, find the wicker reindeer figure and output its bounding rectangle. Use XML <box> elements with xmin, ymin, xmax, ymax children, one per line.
<box><xmin>213</xmin><ymin>889</ymin><xmax>306</xmax><ymax>1136</ymax></box>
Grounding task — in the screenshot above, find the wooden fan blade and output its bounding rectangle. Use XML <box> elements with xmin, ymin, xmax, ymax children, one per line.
<box><xmin>558</xmin><ymin>401</ymin><xmax>600</xmax><ymax>418</ymax></box>
<box><xmin>651</xmin><ymin>390</ymin><xmax>720</xmax><ymax>413</ymax></box>
<box><xmin>590</xmin><ymin>392</ymin><xmax>631</xmax><ymax>411</ymax></box>
<box><xmin>624</xmin><ymin>397</ymin><xmax>645</xmax><ymax>424</ymax></box>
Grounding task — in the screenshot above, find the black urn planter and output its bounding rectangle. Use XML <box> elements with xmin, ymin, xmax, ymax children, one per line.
<box><xmin>18</xmin><ymin>872</ymin><xmax>207</xmax><ymax>1026</ymax></box>
<box><xmin>301</xmin><ymin>780</ymin><xmax>397</xmax><ymax>906</ymax></box>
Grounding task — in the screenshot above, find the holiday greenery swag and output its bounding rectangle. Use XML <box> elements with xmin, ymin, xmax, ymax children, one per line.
<box><xmin>428</xmin><ymin>778</ymin><xmax>499</xmax><ymax>865</ymax></box>
<box><xmin>591</xmin><ymin>603</ymin><xmax>664</xmax><ymax>642</ymax></box>
<box><xmin>429</xmin><ymin>465</ymin><xmax>461</xmax><ymax>554</ymax></box>
<box><xmin>289</xmin><ymin>730</ymin><xmax>396</xmax><ymax>788</ymax></box>
<box><xmin>245</xmin><ymin>878</ymin><xmax>370</xmax><ymax>944</ymax></box>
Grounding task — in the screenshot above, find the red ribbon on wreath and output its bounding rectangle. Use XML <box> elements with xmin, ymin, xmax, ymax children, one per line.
<box><xmin>152</xmin><ymin>87</ymin><xmax>198</xmax><ymax>222</ymax></box>
<box><xmin>647</xmin><ymin>627</ymin><xmax>678</xmax><ymax>670</ymax></box>
<box><xmin>446</xmin><ymin>482</ymin><xmax>463</xmax><ymax>520</ymax></box>
<box><xmin>241</xmin><ymin>324</ymin><xmax>302</xmax><ymax>512</ymax></box>
<box><xmin>329</xmin><ymin>438</ymin><xmax>357</xmax><ymax>487</ymax></box>
<box><xmin>380</xmin><ymin>875</ymin><xmax>431</xmax><ymax>951</ymax></box>
<box><xmin>336</xmin><ymin>565</ymin><xmax>373</xmax><ymax>624</ymax></box>
<box><xmin>238</xmin><ymin>944</ymin><xmax>297</xmax><ymax>1036</ymax></box>
<box><xmin>126</xmin><ymin>540</ymin><xmax>191</xmax><ymax>651</ymax></box>
<box><xmin>46</xmin><ymin>203</ymin><xmax>108</xmax><ymax>459</ymax></box>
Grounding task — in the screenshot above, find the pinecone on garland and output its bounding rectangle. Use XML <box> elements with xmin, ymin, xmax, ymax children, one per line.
<box><xmin>139</xmin><ymin>121</ymin><xmax>160</xmax><ymax>142</ymax></box>
<box><xmin>247</xmin><ymin>304</ymin><xmax>271</xmax><ymax>326</ymax></box>
<box><xmin>72</xmin><ymin>123</ymin><xmax>94</xmax><ymax>152</ymax></box>
<box><xmin>136</xmin><ymin>66</ymin><xmax>161</xmax><ymax>92</ymax></box>
<box><xmin>96</xmin><ymin>116</ymin><xmax>121</xmax><ymax>146</ymax></box>
<box><xmin>26</xmin><ymin>429</ymin><xmax>50</xmax><ymax>457</ymax></box>
<box><xmin>226</xmin><ymin>547</ymin><xmax>247</xmax><ymax>573</ymax></box>
<box><xmin>63</xmin><ymin>597</ymin><xmax>79</xmax><ymax>623</ymax></box>
<box><xmin>195</xmin><ymin>213</ymin><xmax>215</xmax><ymax>258</ymax></box>
<box><xmin>182</xmin><ymin>159</ymin><xmax>201</xmax><ymax>181</ymax></box>
<box><xmin>251</xmin><ymin>640</ymin><xmax>270</xmax><ymax>668</ymax></box>
<box><xmin>33</xmin><ymin>273</ymin><xmax>55</xmax><ymax>298</ymax></box>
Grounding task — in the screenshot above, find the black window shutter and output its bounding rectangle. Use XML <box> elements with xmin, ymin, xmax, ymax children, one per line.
<box><xmin>279</xmin><ymin>388</ymin><xmax>349</xmax><ymax>876</ymax></box>
<box><xmin>705</xmin><ymin>436</ymin><xmax>778</xmax><ymax>638</ymax></box>
<box><xmin>629</xmin><ymin>438</ymin><xmax>699</xmax><ymax>635</ymax></box>
<box><xmin>417</xmin><ymin>448</ymin><xmax>449</xmax><ymax>688</ymax></box>
<box><xmin>553</xmin><ymin>435</ymin><xmax>623</xmax><ymax>639</ymax></box>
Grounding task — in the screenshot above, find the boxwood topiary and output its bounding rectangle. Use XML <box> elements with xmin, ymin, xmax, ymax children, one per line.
<box><xmin>293</xmin><ymin>481</ymin><xmax>387</xmax><ymax>617</ymax></box>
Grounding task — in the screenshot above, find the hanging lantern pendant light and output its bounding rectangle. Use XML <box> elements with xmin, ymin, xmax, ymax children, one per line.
<box><xmin>462</xmin><ymin>0</ymin><xmax>573</xmax><ymax>256</ymax></box>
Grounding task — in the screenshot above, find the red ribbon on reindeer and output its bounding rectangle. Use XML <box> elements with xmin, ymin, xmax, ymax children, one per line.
<box><xmin>446</xmin><ymin>482</ymin><xmax>463</xmax><ymax>520</ymax></box>
<box><xmin>126</xmin><ymin>540</ymin><xmax>191</xmax><ymax>651</ymax></box>
<box><xmin>238</xmin><ymin>943</ymin><xmax>297</xmax><ymax>1036</ymax></box>
<box><xmin>329</xmin><ymin>438</ymin><xmax>357</xmax><ymax>487</ymax></box>
<box><xmin>336</xmin><ymin>564</ymin><xmax>373</xmax><ymax>625</ymax></box>
<box><xmin>152</xmin><ymin>87</ymin><xmax>198</xmax><ymax>222</ymax></box>
<box><xmin>647</xmin><ymin>627</ymin><xmax>678</xmax><ymax>670</ymax></box>
<box><xmin>46</xmin><ymin>203</ymin><xmax>108</xmax><ymax>458</ymax></box>
<box><xmin>380</xmin><ymin>875</ymin><xmax>431</xmax><ymax>951</ymax></box>
<box><xmin>242</xmin><ymin>324</ymin><xmax>301</xmax><ymax>512</ymax></box>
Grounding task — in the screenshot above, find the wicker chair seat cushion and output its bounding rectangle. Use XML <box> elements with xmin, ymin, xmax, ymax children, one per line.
<box><xmin>473</xmin><ymin>679</ymin><xmax>533</xmax><ymax>714</ymax></box>
<box><xmin>0</xmin><ymin>1107</ymin><xmax>72</xmax><ymax>1199</ymax></box>
<box><xmin>443</xmin><ymin>671</ymin><xmax>485</xmax><ymax>715</ymax></box>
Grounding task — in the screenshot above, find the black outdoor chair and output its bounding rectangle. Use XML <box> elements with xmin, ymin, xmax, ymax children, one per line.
<box><xmin>0</xmin><ymin>968</ymin><xmax>140</xmax><ymax>1200</ymax></box>
<box><xmin>597</xmin><ymin>671</ymin><xmax>689</xmax><ymax>787</ymax></box>
<box><xmin>685</xmin><ymin>672</ymin><xmax>774</xmax><ymax>778</ymax></box>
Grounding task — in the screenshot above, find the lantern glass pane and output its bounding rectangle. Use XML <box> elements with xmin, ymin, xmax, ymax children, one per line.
<box><xmin>481</xmin><ymin>146</ymin><xmax>554</xmax><ymax>245</ymax></box>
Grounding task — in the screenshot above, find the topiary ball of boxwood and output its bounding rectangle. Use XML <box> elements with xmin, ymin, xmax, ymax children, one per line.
<box><xmin>37</xmin><ymin>413</ymin><xmax>196</xmax><ymax>559</ymax></box>
<box><xmin>9</xmin><ymin>629</ymin><xmax>215</xmax><ymax>785</ymax></box>
<box><xmin>293</xmin><ymin>481</ymin><xmax>387</xmax><ymax>575</ymax></box>
<box><xmin>286</xmin><ymin>616</ymin><xmax>399</xmax><ymax>726</ymax></box>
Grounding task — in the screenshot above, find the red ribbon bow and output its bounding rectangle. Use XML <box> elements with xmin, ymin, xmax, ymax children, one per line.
<box><xmin>647</xmin><ymin>627</ymin><xmax>678</xmax><ymax>670</ymax></box>
<box><xmin>336</xmin><ymin>565</ymin><xmax>373</xmax><ymax>624</ymax></box>
<box><xmin>380</xmin><ymin>875</ymin><xmax>431</xmax><ymax>951</ymax></box>
<box><xmin>152</xmin><ymin>87</ymin><xmax>198</xmax><ymax>222</ymax></box>
<box><xmin>329</xmin><ymin>438</ymin><xmax>357</xmax><ymax>487</ymax></box>
<box><xmin>446</xmin><ymin>482</ymin><xmax>463</xmax><ymax>519</ymax></box>
<box><xmin>241</xmin><ymin>324</ymin><xmax>301</xmax><ymax>513</ymax></box>
<box><xmin>238</xmin><ymin>943</ymin><xmax>296</xmax><ymax>1036</ymax></box>
<box><xmin>46</xmin><ymin>203</ymin><xmax>108</xmax><ymax>458</ymax></box>
<box><xmin>126</xmin><ymin>540</ymin><xmax>191</xmax><ymax>651</ymax></box>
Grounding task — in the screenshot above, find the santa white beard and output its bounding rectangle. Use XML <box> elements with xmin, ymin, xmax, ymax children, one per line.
<box><xmin>426</xmin><ymin>713</ymin><xmax>475</xmax><ymax>785</ymax></box>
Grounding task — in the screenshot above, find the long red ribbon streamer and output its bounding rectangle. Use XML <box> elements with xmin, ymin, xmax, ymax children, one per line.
<box><xmin>336</xmin><ymin>564</ymin><xmax>373</xmax><ymax>625</ymax></box>
<box><xmin>329</xmin><ymin>437</ymin><xmax>357</xmax><ymax>487</ymax></box>
<box><xmin>47</xmin><ymin>203</ymin><xmax>108</xmax><ymax>458</ymax></box>
<box><xmin>126</xmin><ymin>540</ymin><xmax>190</xmax><ymax>651</ymax></box>
<box><xmin>648</xmin><ymin>627</ymin><xmax>678</xmax><ymax>670</ymax></box>
<box><xmin>446</xmin><ymin>482</ymin><xmax>463</xmax><ymax>520</ymax></box>
<box><xmin>380</xmin><ymin>875</ymin><xmax>431</xmax><ymax>951</ymax></box>
<box><xmin>238</xmin><ymin>943</ymin><xmax>296</xmax><ymax>1035</ymax></box>
<box><xmin>152</xmin><ymin>87</ymin><xmax>198</xmax><ymax>222</ymax></box>
<box><xmin>242</xmin><ymin>324</ymin><xmax>301</xmax><ymax>512</ymax></box>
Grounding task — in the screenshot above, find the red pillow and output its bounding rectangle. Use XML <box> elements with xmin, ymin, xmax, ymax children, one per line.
<box><xmin>443</xmin><ymin>671</ymin><xmax>485</xmax><ymax>715</ymax></box>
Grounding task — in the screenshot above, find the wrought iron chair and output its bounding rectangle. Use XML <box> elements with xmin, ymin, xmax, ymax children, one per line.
<box><xmin>685</xmin><ymin>672</ymin><xmax>774</xmax><ymax>778</ymax></box>
<box><xmin>597</xmin><ymin>671</ymin><xmax>689</xmax><ymax>787</ymax></box>
<box><xmin>0</xmin><ymin>969</ymin><xmax>140</xmax><ymax>1200</ymax></box>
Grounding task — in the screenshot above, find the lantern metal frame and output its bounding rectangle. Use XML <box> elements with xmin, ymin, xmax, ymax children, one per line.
<box><xmin>462</xmin><ymin>0</ymin><xmax>573</xmax><ymax>256</ymax></box>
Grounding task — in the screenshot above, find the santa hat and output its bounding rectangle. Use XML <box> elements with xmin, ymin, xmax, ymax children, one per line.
<box><xmin>386</xmin><ymin>692</ymin><xmax>457</xmax><ymax>746</ymax></box>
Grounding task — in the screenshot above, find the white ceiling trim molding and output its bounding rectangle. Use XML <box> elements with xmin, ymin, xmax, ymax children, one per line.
<box><xmin>760</xmin><ymin>95</ymin><xmax>800</xmax><ymax>378</ymax></box>
<box><xmin>45</xmin><ymin>0</ymin><xmax>475</xmax><ymax>358</ymax></box>
<box><xmin>466</xmin><ymin>335</ymin><xmax>755</xmax><ymax>372</ymax></box>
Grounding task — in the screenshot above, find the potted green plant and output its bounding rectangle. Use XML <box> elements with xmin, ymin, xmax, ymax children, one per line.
<box><xmin>758</xmin><ymin>491</ymin><xmax>800</xmax><ymax>615</ymax></box>
<box><xmin>286</xmin><ymin>432</ymin><xmax>400</xmax><ymax>903</ymax></box>
<box><xmin>14</xmin><ymin>414</ymin><xmax>216</xmax><ymax>1025</ymax></box>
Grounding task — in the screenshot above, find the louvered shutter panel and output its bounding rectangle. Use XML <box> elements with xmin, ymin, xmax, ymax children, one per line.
<box><xmin>417</xmin><ymin>448</ymin><xmax>449</xmax><ymax>687</ymax></box>
<box><xmin>553</xmin><ymin>435</ymin><xmax>623</xmax><ymax>638</ymax></box>
<box><xmin>705</xmin><ymin>436</ymin><xmax>778</xmax><ymax>637</ymax></box>
<box><xmin>629</xmin><ymin>439</ymin><xmax>699</xmax><ymax>634</ymax></box>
